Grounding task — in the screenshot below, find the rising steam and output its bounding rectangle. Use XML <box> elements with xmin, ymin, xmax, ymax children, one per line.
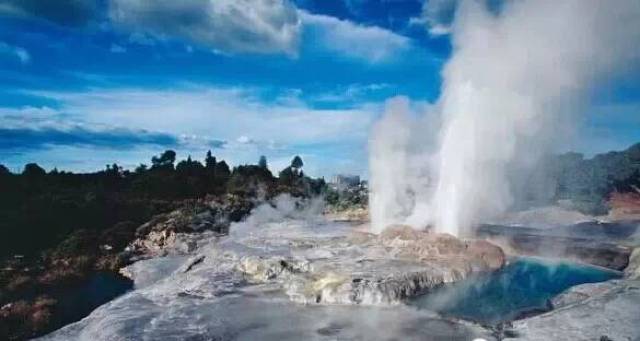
<box><xmin>369</xmin><ymin>0</ymin><xmax>640</xmax><ymax>235</ymax></box>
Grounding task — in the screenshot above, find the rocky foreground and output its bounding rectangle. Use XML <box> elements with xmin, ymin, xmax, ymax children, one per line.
<box><xmin>39</xmin><ymin>198</ymin><xmax>505</xmax><ymax>340</ymax></box>
<box><xmin>29</xmin><ymin>196</ymin><xmax>640</xmax><ymax>340</ymax></box>
<box><xmin>0</xmin><ymin>194</ymin><xmax>255</xmax><ymax>340</ymax></box>
<box><xmin>116</xmin><ymin>201</ymin><xmax>640</xmax><ymax>341</ymax></box>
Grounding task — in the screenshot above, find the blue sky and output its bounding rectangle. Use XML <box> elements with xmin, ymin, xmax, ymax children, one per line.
<box><xmin>0</xmin><ymin>0</ymin><xmax>639</xmax><ymax>177</ymax></box>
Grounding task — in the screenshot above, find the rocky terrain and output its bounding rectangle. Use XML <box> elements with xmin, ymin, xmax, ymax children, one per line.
<box><xmin>317</xmin><ymin>203</ymin><xmax>640</xmax><ymax>340</ymax></box>
<box><xmin>39</xmin><ymin>197</ymin><xmax>506</xmax><ymax>340</ymax></box>
<box><xmin>11</xmin><ymin>190</ymin><xmax>639</xmax><ymax>340</ymax></box>
<box><xmin>236</xmin><ymin>224</ymin><xmax>505</xmax><ymax>305</ymax></box>
<box><xmin>119</xmin><ymin>208</ymin><xmax>506</xmax><ymax>307</ymax></box>
<box><xmin>0</xmin><ymin>194</ymin><xmax>255</xmax><ymax>340</ymax></box>
<box><xmin>115</xmin><ymin>200</ymin><xmax>640</xmax><ymax>340</ymax></box>
<box><xmin>608</xmin><ymin>191</ymin><xmax>640</xmax><ymax>221</ymax></box>
<box><xmin>124</xmin><ymin>194</ymin><xmax>254</xmax><ymax>259</ymax></box>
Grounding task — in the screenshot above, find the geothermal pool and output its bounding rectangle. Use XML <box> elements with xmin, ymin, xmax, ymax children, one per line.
<box><xmin>412</xmin><ymin>257</ymin><xmax>621</xmax><ymax>325</ymax></box>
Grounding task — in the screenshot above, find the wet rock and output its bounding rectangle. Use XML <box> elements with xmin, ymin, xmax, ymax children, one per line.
<box><xmin>181</xmin><ymin>255</ymin><xmax>206</xmax><ymax>273</ymax></box>
<box><xmin>512</xmin><ymin>280</ymin><xmax>640</xmax><ymax>340</ymax></box>
<box><xmin>478</xmin><ymin>224</ymin><xmax>632</xmax><ymax>270</ymax></box>
<box><xmin>232</xmin><ymin>224</ymin><xmax>505</xmax><ymax>305</ymax></box>
<box><xmin>551</xmin><ymin>280</ymin><xmax>621</xmax><ymax>309</ymax></box>
<box><xmin>41</xmin><ymin>291</ymin><xmax>496</xmax><ymax>341</ymax></box>
<box><xmin>41</xmin><ymin>211</ymin><xmax>501</xmax><ymax>341</ymax></box>
<box><xmin>283</xmin><ymin>259</ymin><xmax>472</xmax><ymax>305</ymax></box>
<box><xmin>127</xmin><ymin>195</ymin><xmax>255</xmax><ymax>258</ymax></box>
<box><xmin>237</xmin><ymin>256</ymin><xmax>310</xmax><ymax>282</ymax></box>
<box><xmin>466</xmin><ymin>240</ymin><xmax>506</xmax><ymax>269</ymax></box>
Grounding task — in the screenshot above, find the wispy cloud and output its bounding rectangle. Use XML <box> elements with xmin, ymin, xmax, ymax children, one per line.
<box><xmin>0</xmin><ymin>126</ymin><xmax>178</xmax><ymax>151</ymax></box>
<box><xmin>28</xmin><ymin>85</ymin><xmax>377</xmax><ymax>146</ymax></box>
<box><xmin>6</xmin><ymin>85</ymin><xmax>380</xmax><ymax>175</ymax></box>
<box><xmin>110</xmin><ymin>44</ymin><xmax>126</xmax><ymax>53</ymax></box>
<box><xmin>300</xmin><ymin>10</ymin><xmax>411</xmax><ymax>63</ymax></box>
<box><xmin>0</xmin><ymin>105</ymin><xmax>221</xmax><ymax>152</ymax></box>
<box><xmin>0</xmin><ymin>42</ymin><xmax>30</xmax><ymax>64</ymax></box>
<box><xmin>312</xmin><ymin>83</ymin><xmax>394</xmax><ymax>104</ymax></box>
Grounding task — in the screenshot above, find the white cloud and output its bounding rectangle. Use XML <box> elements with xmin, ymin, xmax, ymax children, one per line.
<box><xmin>313</xmin><ymin>83</ymin><xmax>393</xmax><ymax>103</ymax></box>
<box><xmin>236</xmin><ymin>135</ymin><xmax>254</xmax><ymax>144</ymax></box>
<box><xmin>109</xmin><ymin>0</ymin><xmax>301</xmax><ymax>55</ymax></box>
<box><xmin>300</xmin><ymin>11</ymin><xmax>411</xmax><ymax>63</ymax></box>
<box><xmin>110</xmin><ymin>44</ymin><xmax>126</xmax><ymax>53</ymax></box>
<box><xmin>31</xmin><ymin>86</ymin><xmax>377</xmax><ymax>144</ymax></box>
<box><xmin>24</xmin><ymin>85</ymin><xmax>381</xmax><ymax>174</ymax></box>
<box><xmin>0</xmin><ymin>42</ymin><xmax>30</xmax><ymax>64</ymax></box>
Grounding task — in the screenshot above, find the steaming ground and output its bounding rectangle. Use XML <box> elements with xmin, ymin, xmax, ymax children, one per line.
<box><xmin>39</xmin><ymin>198</ymin><xmax>495</xmax><ymax>341</ymax></box>
<box><xmin>35</xmin><ymin>196</ymin><xmax>640</xmax><ymax>340</ymax></box>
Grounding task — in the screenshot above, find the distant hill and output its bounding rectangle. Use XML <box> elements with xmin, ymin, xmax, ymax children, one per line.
<box><xmin>550</xmin><ymin>143</ymin><xmax>640</xmax><ymax>214</ymax></box>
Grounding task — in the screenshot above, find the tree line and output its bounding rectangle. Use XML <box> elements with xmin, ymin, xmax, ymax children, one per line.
<box><xmin>0</xmin><ymin>150</ymin><xmax>326</xmax><ymax>259</ymax></box>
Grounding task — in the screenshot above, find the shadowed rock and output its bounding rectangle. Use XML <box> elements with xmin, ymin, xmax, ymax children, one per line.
<box><xmin>477</xmin><ymin>224</ymin><xmax>632</xmax><ymax>270</ymax></box>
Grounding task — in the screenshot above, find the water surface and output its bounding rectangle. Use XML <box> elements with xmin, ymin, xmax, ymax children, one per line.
<box><xmin>411</xmin><ymin>257</ymin><xmax>621</xmax><ymax>325</ymax></box>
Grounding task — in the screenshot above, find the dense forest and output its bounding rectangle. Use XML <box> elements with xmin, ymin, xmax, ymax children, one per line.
<box><xmin>0</xmin><ymin>150</ymin><xmax>325</xmax><ymax>260</ymax></box>
<box><xmin>551</xmin><ymin>143</ymin><xmax>640</xmax><ymax>213</ymax></box>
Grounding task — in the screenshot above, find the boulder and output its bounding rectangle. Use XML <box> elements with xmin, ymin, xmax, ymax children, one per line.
<box><xmin>126</xmin><ymin>195</ymin><xmax>255</xmax><ymax>258</ymax></box>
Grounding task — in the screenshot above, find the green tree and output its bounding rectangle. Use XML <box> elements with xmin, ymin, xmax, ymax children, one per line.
<box><xmin>291</xmin><ymin>155</ymin><xmax>303</xmax><ymax>170</ymax></box>
<box><xmin>23</xmin><ymin>163</ymin><xmax>46</xmax><ymax>177</ymax></box>
<box><xmin>215</xmin><ymin>161</ymin><xmax>231</xmax><ymax>179</ymax></box>
<box><xmin>176</xmin><ymin>155</ymin><xmax>204</xmax><ymax>175</ymax></box>
<box><xmin>106</xmin><ymin>163</ymin><xmax>122</xmax><ymax>177</ymax></box>
<box><xmin>135</xmin><ymin>164</ymin><xmax>148</xmax><ymax>174</ymax></box>
<box><xmin>151</xmin><ymin>150</ymin><xmax>177</xmax><ymax>169</ymax></box>
<box><xmin>258</xmin><ymin>155</ymin><xmax>268</xmax><ymax>169</ymax></box>
<box><xmin>279</xmin><ymin>166</ymin><xmax>295</xmax><ymax>183</ymax></box>
<box><xmin>205</xmin><ymin>150</ymin><xmax>217</xmax><ymax>170</ymax></box>
<box><xmin>0</xmin><ymin>164</ymin><xmax>11</xmax><ymax>176</ymax></box>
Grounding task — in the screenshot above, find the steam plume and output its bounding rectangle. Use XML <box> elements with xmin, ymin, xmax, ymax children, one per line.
<box><xmin>369</xmin><ymin>0</ymin><xmax>640</xmax><ymax>235</ymax></box>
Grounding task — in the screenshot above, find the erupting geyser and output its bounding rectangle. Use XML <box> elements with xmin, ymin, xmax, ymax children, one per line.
<box><xmin>369</xmin><ymin>0</ymin><xmax>640</xmax><ymax>236</ymax></box>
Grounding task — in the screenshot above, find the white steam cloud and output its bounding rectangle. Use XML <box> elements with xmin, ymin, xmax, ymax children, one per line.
<box><xmin>369</xmin><ymin>0</ymin><xmax>640</xmax><ymax>236</ymax></box>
